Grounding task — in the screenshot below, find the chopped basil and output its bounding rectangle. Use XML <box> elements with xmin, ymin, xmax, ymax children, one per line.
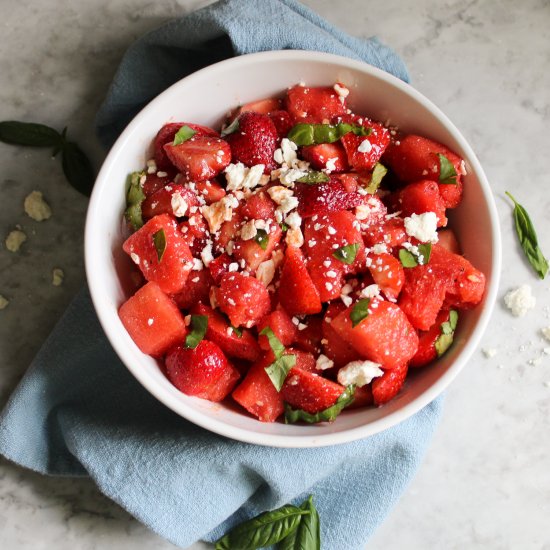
<box><xmin>278</xmin><ymin>495</ymin><xmax>321</xmax><ymax>550</ymax></box>
<box><xmin>296</xmin><ymin>171</ymin><xmax>330</xmax><ymax>184</ymax></box>
<box><xmin>398</xmin><ymin>249</ymin><xmax>418</xmax><ymax>268</ymax></box>
<box><xmin>185</xmin><ymin>314</ymin><xmax>208</xmax><ymax>349</ymax></box>
<box><xmin>284</xmin><ymin>385</ymin><xmax>356</xmax><ymax>424</ymax></box>
<box><xmin>214</xmin><ymin>505</ymin><xmax>309</xmax><ymax>550</ymax></box>
<box><xmin>333</xmin><ymin>243</ymin><xmax>359</xmax><ymax>265</ymax></box>
<box><xmin>125</xmin><ymin>171</ymin><xmax>146</xmax><ymax>230</ymax></box>
<box><xmin>365</xmin><ymin>162</ymin><xmax>387</xmax><ymax>194</ymax></box>
<box><xmin>255</xmin><ymin>228</ymin><xmax>269</xmax><ymax>250</ymax></box>
<box><xmin>438</xmin><ymin>153</ymin><xmax>458</xmax><ymax>185</ymax></box>
<box><xmin>260</xmin><ymin>327</ymin><xmax>295</xmax><ymax>391</ymax></box>
<box><xmin>287</xmin><ymin>122</ymin><xmax>371</xmax><ymax>146</ymax></box>
<box><xmin>505</xmin><ymin>191</ymin><xmax>549</xmax><ymax>279</ymax></box>
<box><xmin>350</xmin><ymin>299</ymin><xmax>370</xmax><ymax>327</ymax></box>
<box><xmin>152</xmin><ymin>228</ymin><xmax>167</xmax><ymax>262</ymax></box>
<box><xmin>172</xmin><ymin>125</ymin><xmax>196</xmax><ymax>145</ymax></box>
<box><xmin>220</xmin><ymin>116</ymin><xmax>240</xmax><ymax>137</ymax></box>
<box><xmin>434</xmin><ymin>310</ymin><xmax>458</xmax><ymax>357</ymax></box>
<box><xmin>230</xmin><ymin>325</ymin><xmax>243</xmax><ymax>338</ymax></box>
<box><xmin>398</xmin><ymin>243</ymin><xmax>432</xmax><ymax>268</ymax></box>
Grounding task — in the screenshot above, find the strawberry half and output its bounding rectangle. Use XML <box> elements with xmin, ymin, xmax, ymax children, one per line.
<box><xmin>301</xmin><ymin>142</ymin><xmax>349</xmax><ymax>172</ymax></box>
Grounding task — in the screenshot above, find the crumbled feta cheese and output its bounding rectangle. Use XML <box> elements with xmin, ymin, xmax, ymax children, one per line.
<box><xmin>360</xmin><ymin>284</ymin><xmax>381</xmax><ymax>299</ymax></box>
<box><xmin>542</xmin><ymin>326</ymin><xmax>550</xmax><ymax>342</ymax></box>
<box><xmin>240</xmin><ymin>220</ymin><xmax>258</xmax><ymax>241</ymax></box>
<box><xmin>171</xmin><ymin>191</ymin><xmax>188</xmax><ymax>217</ymax></box>
<box><xmin>316</xmin><ymin>354</ymin><xmax>334</xmax><ymax>371</ymax></box>
<box><xmin>256</xmin><ymin>259</ymin><xmax>276</xmax><ymax>286</ymax></box>
<box><xmin>227</xmin><ymin>297</ymin><xmax>236</xmax><ymax>306</ymax></box>
<box><xmin>357</xmin><ymin>139</ymin><xmax>372</xmax><ymax>153</ymax></box>
<box><xmin>340</xmin><ymin>294</ymin><xmax>353</xmax><ymax>307</ymax></box>
<box><xmin>225</xmin><ymin>162</ymin><xmax>266</xmax><ymax>192</ymax></box>
<box><xmin>403</xmin><ymin>212</ymin><xmax>439</xmax><ymax>243</ymax></box>
<box><xmin>201</xmin><ymin>195</ymin><xmax>236</xmax><ymax>233</ymax></box>
<box><xmin>372</xmin><ymin>243</ymin><xmax>387</xmax><ymax>255</ymax></box>
<box><xmin>147</xmin><ymin>318</ymin><xmax>154</xmax><ymax>326</ymax></box>
<box><xmin>325</xmin><ymin>282</ymin><xmax>333</xmax><ymax>291</ymax></box>
<box><xmin>459</xmin><ymin>160</ymin><xmax>467</xmax><ymax>176</ymax></box>
<box><xmin>0</xmin><ymin>295</ymin><xmax>9</xmax><ymax>310</ymax></box>
<box><xmin>333</xmin><ymin>83</ymin><xmax>350</xmax><ymax>103</ymax></box>
<box><xmin>130</xmin><ymin>252</ymin><xmax>140</xmax><ymax>265</ymax></box>
<box><xmin>337</xmin><ymin>360</ymin><xmax>384</xmax><ymax>387</ymax></box>
<box><xmin>52</xmin><ymin>268</ymin><xmax>64</xmax><ymax>286</ymax></box>
<box><xmin>327</xmin><ymin>226</ymin><xmax>336</xmax><ymax>235</ymax></box>
<box><xmin>482</xmin><ymin>348</ymin><xmax>497</xmax><ymax>359</ymax></box>
<box><xmin>504</xmin><ymin>285</ymin><xmax>536</xmax><ymax>317</ymax></box>
<box><xmin>285</xmin><ymin>227</ymin><xmax>304</xmax><ymax>248</ymax></box>
<box><xmin>24</xmin><ymin>191</ymin><xmax>52</xmax><ymax>222</ymax></box>
<box><xmin>146</xmin><ymin>159</ymin><xmax>157</xmax><ymax>174</ymax></box>
<box><xmin>325</xmin><ymin>157</ymin><xmax>338</xmax><ymax>172</ymax></box>
<box><xmin>341</xmin><ymin>283</ymin><xmax>354</xmax><ymax>296</ymax></box>
<box><xmin>267</xmin><ymin>185</ymin><xmax>293</xmax><ymax>205</ymax></box>
<box><xmin>5</xmin><ymin>229</ymin><xmax>27</xmax><ymax>252</ymax></box>
<box><xmin>285</xmin><ymin>211</ymin><xmax>302</xmax><ymax>230</ymax></box>
<box><xmin>228</xmin><ymin>262</ymin><xmax>239</xmax><ymax>273</ymax></box>
<box><xmin>200</xmin><ymin>243</ymin><xmax>214</xmax><ymax>267</ymax></box>
<box><xmin>192</xmin><ymin>258</ymin><xmax>203</xmax><ymax>271</ymax></box>
<box><xmin>278</xmin><ymin>138</ymin><xmax>298</xmax><ymax>166</ymax></box>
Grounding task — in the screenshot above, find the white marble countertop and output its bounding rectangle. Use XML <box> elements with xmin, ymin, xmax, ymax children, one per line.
<box><xmin>1</xmin><ymin>0</ymin><xmax>549</xmax><ymax>548</ymax></box>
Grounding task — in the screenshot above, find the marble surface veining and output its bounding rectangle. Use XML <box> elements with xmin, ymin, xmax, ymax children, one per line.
<box><xmin>1</xmin><ymin>0</ymin><xmax>549</xmax><ymax>548</ymax></box>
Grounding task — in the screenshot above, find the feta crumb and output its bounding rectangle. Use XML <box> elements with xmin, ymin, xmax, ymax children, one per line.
<box><xmin>171</xmin><ymin>191</ymin><xmax>188</xmax><ymax>217</ymax></box>
<box><xmin>357</xmin><ymin>139</ymin><xmax>372</xmax><ymax>153</ymax></box>
<box><xmin>228</xmin><ymin>262</ymin><xmax>239</xmax><ymax>272</ymax></box>
<box><xmin>360</xmin><ymin>284</ymin><xmax>381</xmax><ymax>299</ymax></box>
<box><xmin>147</xmin><ymin>318</ymin><xmax>154</xmax><ymax>326</ymax></box>
<box><xmin>504</xmin><ymin>285</ymin><xmax>536</xmax><ymax>317</ymax></box>
<box><xmin>403</xmin><ymin>212</ymin><xmax>439</xmax><ymax>243</ymax></box>
<box><xmin>256</xmin><ymin>259</ymin><xmax>276</xmax><ymax>286</ymax></box>
<box><xmin>200</xmin><ymin>243</ymin><xmax>214</xmax><ymax>267</ymax></box>
<box><xmin>372</xmin><ymin>243</ymin><xmax>388</xmax><ymax>255</ymax></box>
<box><xmin>227</xmin><ymin>297</ymin><xmax>236</xmax><ymax>306</ymax></box>
<box><xmin>340</xmin><ymin>294</ymin><xmax>353</xmax><ymax>307</ymax></box>
<box><xmin>240</xmin><ymin>220</ymin><xmax>258</xmax><ymax>241</ymax></box>
<box><xmin>285</xmin><ymin>211</ymin><xmax>302</xmax><ymax>230</ymax></box>
<box><xmin>279</xmin><ymin>168</ymin><xmax>308</xmax><ymax>186</ymax></box>
<box><xmin>325</xmin><ymin>282</ymin><xmax>333</xmax><ymax>291</ymax></box>
<box><xmin>327</xmin><ymin>226</ymin><xmax>337</xmax><ymax>235</ymax></box>
<box><xmin>146</xmin><ymin>159</ymin><xmax>157</xmax><ymax>174</ymax></box>
<box><xmin>130</xmin><ymin>252</ymin><xmax>140</xmax><ymax>265</ymax></box>
<box><xmin>225</xmin><ymin>162</ymin><xmax>265</xmax><ymax>192</ymax></box>
<box><xmin>316</xmin><ymin>354</ymin><xmax>334</xmax><ymax>371</ymax></box>
<box><xmin>192</xmin><ymin>258</ymin><xmax>204</xmax><ymax>271</ymax></box>
<box><xmin>541</xmin><ymin>326</ymin><xmax>550</xmax><ymax>342</ymax></box>
<box><xmin>482</xmin><ymin>348</ymin><xmax>497</xmax><ymax>359</ymax></box>
<box><xmin>5</xmin><ymin>229</ymin><xmax>27</xmax><ymax>252</ymax></box>
<box><xmin>333</xmin><ymin>83</ymin><xmax>350</xmax><ymax>103</ymax></box>
<box><xmin>201</xmin><ymin>195</ymin><xmax>235</xmax><ymax>233</ymax></box>
<box><xmin>0</xmin><ymin>295</ymin><xmax>9</xmax><ymax>310</ymax></box>
<box><xmin>325</xmin><ymin>157</ymin><xmax>338</xmax><ymax>172</ymax></box>
<box><xmin>267</xmin><ymin>185</ymin><xmax>293</xmax><ymax>205</ymax></box>
<box><xmin>24</xmin><ymin>191</ymin><xmax>52</xmax><ymax>221</ymax></box>
<box><xmin>337</xmin><ymin>360</ymin><xmax>384</xmax><ymax>387</ymax></box>
<box><xmin>278</xmin><ymin>138</ymin><xmax>299</xmax><ymax>166</ymax></box>
<box><xmin>52</xmin><ymin>268</ymin><xmax>64</xmax><ymax>286</ymax></box>
<box><xmin>285</xmin><ymin>227</ymin><xmax>304</xmax><ymax>248</ymax></box>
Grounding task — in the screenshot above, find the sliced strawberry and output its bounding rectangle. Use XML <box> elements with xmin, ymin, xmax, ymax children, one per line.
<box><xmin>172</xmin><ymin>268</ymin><xmax>213</xmax><ymax>310</ymax></box>
<box><xmin>339</xmin><ymin>117</ymin><xmax>390</xmax><ymax>171</ymax></box>
<box><xmin>142</xmin><ymin>171</ymin><xmax>176</xmax><ymax>197</ymax></box>
<box><xmin>241</xmin><ymin>191</ymin><xmax>276</xmax><ymax>220</ymax></box>
<box><xmin>194</xmin><ymin>180</ymin><xmax>226</xmax><ymax>204</ymax></box>
<box><xmin>178</xmin><ymin>212</ymin><xmax>209</xmax><ymax>256</ymax></box>
<box><xmin>268</xmin><ymin>110</ymin><xmax>293</xmax><ymax>138</ymax></box>
<box><xmin>347</xmin><ymin>385</ymin><xmax>374</xmax><ymax>409</ymax></box>
<box><xmin>393</xmin><ymin>179</ymin><xmax>447</xmax><ymax>227</ymax></box>
<box><xmin>215</xmin><ymin>210</ymin><xmax>243</xmax><ymax>251</ymax></box>
<box><xmin>285</xmin><ymin>85</ymin><xmax>347</xmax><ymax>123</ymax></box>
<box><xmin>233</xmin><ymin>224</ymin><xmax>282</xmax><ymax>273</ymax></box>
<box><xmin>367</xmin><ymin>252</ymin><xmax>405</xmax><ymax>301</ymax></box>
<box><xmin>233</xmin><ymin>97</ymin><xmax>282</xmax><ymax>118</ymax></box>
<box><xmin>141</xmin><ymin>184</ymin><xmax>200</xmax><ymax>220</ymax></box>
<box><xmin>208</xmin><ymin>253</ymin><xmax>232</xmax><ymax>284</ymax></box>
<box><xmin>164</xmin><ymin>136</ymin><xmax>231</xmax><ymax>182</ymax></box>
<box><xmin>154</xmin><ymin>122</ymin><xmax>219</xmax><ymax>171</ymax></box>
<box><xmin>226</xmin><ymin>112</ymin><xmax>278</xmax><ymax>173</ymax></box>
<box><xmin>372</xmin><ymin>363</ymin><xmax>408</xmax><ymax>405</ymax></box>
<box><xmin>301</xmin><ymin>142</ymin><xmax>349</xmax><ymax>172</ymax></box>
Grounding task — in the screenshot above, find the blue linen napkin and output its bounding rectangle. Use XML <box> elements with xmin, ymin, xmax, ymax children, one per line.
<box><xmin>0</xmin><ymin>1</ymin><xmax>442</xmax><ymax>548</ymax></box>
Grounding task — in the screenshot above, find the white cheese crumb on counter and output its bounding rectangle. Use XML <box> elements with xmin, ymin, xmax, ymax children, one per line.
<box><xmin>316</xmin><ymin>354</ymin><xmax>334</xmax><ymax>371</ymax></box>
<box><xmin>504</xmin><ymin>285</ymin><xmax>536</xmax><ymax>317</ymax></box>
<box><xmin>0</xmin><ymin>295</ymin><xmax>9</xmax><ymax>310</ymax></box>
<box><xmin>337</xmin><ymin>360</ymin><xmax>384</xmax><ymax>387</ymax></box>
<box><xmin>482</xmin><ymin>348</ymin><xmax>497</xmax><ymax>359</ymax></box>
<box><xmin>5</xmin><ymin>229</ymin><xmax>27</xmax><ymax>252</ymax></box>
<box><xmin>403</xmin><ymin>212</ymin><xmax>439</xmax><ymax>243</ymax></box>
<box><xmin>24</xmin><ymin>191</ymin><xmax>52</xmax><ymax>222</ymax></box>
<box><xmin>52</xmin><ymin>268</ymin><xmax>64</xmax><ymax>287</ymax></box>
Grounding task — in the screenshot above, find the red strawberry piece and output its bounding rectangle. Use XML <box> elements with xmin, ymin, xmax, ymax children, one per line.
<box><xmin>178</xmin><ymin>212</ymin><xmax>209</xmax><ymax>256</ymax></box>
<box><xmin>292</xmin><ymin>315</ymin><xmax>324</xmax><ymax>355</ymax></box>
<box><xmin>208</xmin><ymin>253</ymin><xmax>232</xmax><ymax>285</ymax></box>
<box><xmin>363</xmin><ymin>217</ymin><xmax>407</xmax><ymax>249</ymax></box>
<box><xmin>142</xmin><ymin>171</ymin><xmax>176</xmax><ymax>197</ymax></box>
<box><xmin>123</xmin><ymin>214</ymin><xmax>193</xmax><ymax>294</ymax></box>
<box><xmin>410</xmin><ymin>309</ymin><xmax>452</xmax><ymax>368</ymax></box>
<box><xmin>322</xmin><ymin>302</ymin><xmax>362</xmax><ymax>368</ymax></box>
<box><xmin>301</xmin><ymin>142</ymin><xmax>349</xmax><ymax>172</ymax></box>
<box><xmin>394</xmin><ymin>179</ymin><xmax>447</xmax><ymax>227</ymax></box>
<box><xmin>257</xmin><ymin>309</ymin><xmax>298</xmax><ymax>351</ymax></box>
<box><xmin>193</xmin><ymin>303</ymin><xmax>261</xmax><ymax>362</ymax></box>
<box><xmin>215</xmin><ymin>210</ymin><xmax>243</xmax><ymax>251</ymax></box>
<box><xmin>278</xmin><ymin>246</ymin><xmax>322</xmax><ymax>316</ymax></box>
<box><xmin>231</xmin><ymin>97</ymin><xmax>282</xmax><ymax>120</ymax></box>
<box><xmin>241</xmin><ymin>191</ymin><xmax>276</xmax><ymax>220</ymax></box>
<box><xmin>367</xmin><ymin>252</ymin><xmax>405</xmax><ymax>301</ymax></box>
<box><xmin>347</xmin><ymin>385</ymin><xmax>374</xmax><ymax>409</ymax></box>
<box><xmin>215</xmin><ymin>272</ymin><xmax>271</xmax><ymax>327</ymax></box>
<box><xmin>164</xmin><ymin>135</ymin><xmax>231</xmax><ymax>182</ymax></box>
<box><xmin>372</xmin><ymin>363</ymin><xmax>408</xmax><ymax>405</ymax></box>
<box><xmin>285</xmin><ymin>85</ymin><xmax>347</xmax><ymax>123</ymax></box>
<box><xmin>330</xmin><ymin>299</ymin><xmax>419</xmax><ymax>370</ymax></box>
<box><xmin>141</xmin><ymin>184</ymin><xmax>200</xmax><ymax>220</ymax></box>
<box><xmin>194</xmin><ymin>180</ymin><xmax>226</xmax><ymax>204</ymax></box>
<box><xmin>226</xmin><ymin>112</ymin><xmax>279</xmax><ymax>173</ymax></box>
<box><xmin>268</xmin><ymin>110</ymin><xmax>294</xmax><ymax>138</ymax></box>
<box><xmin>119</xmin><ymin>281</ymin><xmax>187</xmax><ymax>357</ymax></box>
<box><xmin>295</xmin><ymin>176</ymin><xmax>363</xmax><ymax>218</ymax></box>
<box><xmin>339</xmin><ymin>117</ymin><xmax>390</xmax><ymax>171</ymax></box>
<box><xmin>165</xmin><ymin>340</ymin><xmax>240</xmax><ymax>402</ymax></box>
<box><xmin>172</xmin><ymin>269</ymin><xmax>213</xmax><ymax>310</ymax></box>
<box><xmin>281</xmin><ymin>367</ymin><xmax>346</xmax><ymax>414</ymax></box>
<box><xmin>154</xmin><ymin>122</ymin><xmax>219</xmax><ymax>171</ymax></box>
<box><xmin>354</xmin><ymin>194</ymin><xmax>387</xmax><ymax>228</ymax></box>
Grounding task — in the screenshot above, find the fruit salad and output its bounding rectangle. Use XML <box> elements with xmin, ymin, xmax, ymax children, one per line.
<box><xmin>118</xmin><ymin>83</ymin><xmax>486</xmax><ymax>424</ymax></box>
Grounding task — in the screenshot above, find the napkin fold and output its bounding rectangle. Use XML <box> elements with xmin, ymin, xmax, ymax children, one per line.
<box><xmin>0</xmin><ymin>1</ymin><xmax>441</xmax><ymax>549</ymax></box>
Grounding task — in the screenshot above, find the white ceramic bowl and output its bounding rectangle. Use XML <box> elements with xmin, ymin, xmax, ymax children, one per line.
<box><xmin>85</xmin><ymin>50</ymin><xmax>501</xmax><ymax>448</ymax></box>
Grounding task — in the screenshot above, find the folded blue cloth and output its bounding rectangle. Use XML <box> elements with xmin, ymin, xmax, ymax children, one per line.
<box><xmin>0</xmin><ymin>1</ymin><xmax>442</xmax><ymax>548</ymax></box>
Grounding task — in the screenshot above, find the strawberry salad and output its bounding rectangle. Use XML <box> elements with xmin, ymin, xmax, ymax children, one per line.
<box><xmin>118</xmin><ymin>83</ymin><xmax>486</xmax><ymax>424</ymax></box>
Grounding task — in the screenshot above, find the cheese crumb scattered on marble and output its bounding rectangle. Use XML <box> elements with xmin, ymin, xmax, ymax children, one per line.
<box><xmin>5</xmin><ymin>229</ymin><xmax>27</xmax><ymax>252</ymax></box>
<box><xmin>504</xmin><ymin>285</ymin><xmax>536</xmax><ymax>317</ymax></box>
<box><xmin>24</xmin><ymin>191</ymin><xmax>52</xmax><ymax>221</ymax></box>
<box><xmin>403</xmin><ymin>212</ymin><xmax>439</xmax><ymax>243</ymax></box>
<box><xmin>52</xmin><ymin>268</ymin><xmax>64</xmax><ymax>286</ymax></box>
<box><xmin>482</xmin><ymin>348</ymin><xmax>497</xmax><ymax>359</ymax></box>
<box><xmin>0</xmin><ymin>295</ymin><xmax>9</xmax><ymax>310</ymax></box>
<box><xmin>337</xmin><ymin>360</ymin><xmax>384</xmax><ymax>387</ymax></box>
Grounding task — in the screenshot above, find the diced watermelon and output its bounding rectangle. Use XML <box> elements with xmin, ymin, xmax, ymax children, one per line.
<box><xmin>208</xmin><ymin>253</ymin><xmax>232</xmax><ymax>285</ymax></box>
<box><xmin>367</xmin><ymin>252</ymin><xmax>405</xmax><ymax>301</ymax></box>
<box><xmin>178</xmin><ymin>212</ymin><xmax>209</xmax><ymax>256</ymax></box>
<box><xmin>372</xmin><ymin>363</ymin><xmax>408</xmax><ymax>405</ymax></box>
<box><xmin>394</xmin><ymin>179</ymin><xmax>447</xmax><ymax>227</ymax></box>
<box><xmin>123</xmin><ymin>214</ymin><xmax>193</xmax><ymax>294</ymax></box>
<box><xmin>363</xmin><ymin>217</ymin><xmax>407</xmax><ymax>249</ymax></box>
<box><xmin>141</xmin><ymin>184</ymin><xmax>199</xmax><ymax>220</ymax></box>
<box><xmin>410</xmin><ymin>309</ymin><xmax>451</xmax><ymax>368</ymax></box>
<box><xmin>194</xmin><ymin>180</ymin><xmax>226</xmax><ymax>204</ymax></box>
<box><xmin>290</xmin><ymin>349</ymin><xmax>317</xmax><ymax>373</ymax></box>
<box><xmin>293</xmin><ymin>315</ymin><xmax>324</xmax><ymax>355</ymax></box>
<box><xmin>340</xmin><ymin>119</ymin><xmax>390</xmax><ymax>171</ymax></box>
<box><xmin>322</xmin><ymin>302</ymin><xmax>362</xmax><ymax>367</ymax></box>
<box><xmin>119</xmin><ymin>281</ymin><xmax>187</xmax><ymax>357</ymax></box>
<box><xmin>285</xmin><ymin>85</ymin><xmax>347</xmax><ymax>123</ymax></box>
<box><xmin>142</xmin><ymin>171</ymin><xmax>175</xmax><ymax>197</ymax></box>
<box><xmin>437</xmin><ymin>228</ymin><xmax>461</xmax><ymax>254</ymax></box>
<box><xmin>257</xmin><ymin>309</ymin><xmax>298</xmax><ymax>350</ymax></box>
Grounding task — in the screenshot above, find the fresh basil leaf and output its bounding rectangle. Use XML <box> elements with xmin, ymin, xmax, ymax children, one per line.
<box><xmin>296</xmin><ymin>171</ymin><xmax>330</xmax><ymax>184</ymax></box>
<box><xmin>255</xmin><ymin>228</ymin><xmax>269</xmax><ymax>250</ymax></box>
<box><xmin>125</xmin><ymin>171</ymin><xmax>146</xmax><ymax>230</ymax></box>
<box><xmin>280</xmin><ymin>222</ymin><xmax>289</xmax><ymax>232</ymax></box>
<box><xmin>220</xmin><ymin>116</ymin><xmax>240</xmax><ymax>137</ymax></box>
<box><xmin>398</xmin><ymin>248</ymin><xmax>418</xmax><ymax>268</ymax></box>
<box><xmin>350</xmin><ymin>299</ymin><xmax>370</xmax><ymax>328</ymax></box>
<box><xmin>418</xmin><ymin>243</ymin><xmax>432</xmax><ymax>264</ymax></box>
<box><xmin>399</xmin><ymin>243</ymin><xmax>432</xmax><ymax>268</ymax></box>
<box><xmin>231</xmin><ymin>325</ymin><xmax>243</xmax><ymax>338</ymax></box>
<box><xmin>185</xmin><ymin>314</ymin><xmax>208</xmax><ymax>349</ymax></box>
<box><xmin>438</xmin><ymin>153</ymin><xmax>458</xmax><ymax>185</ymax></box>
<box><xmin>172</xmin><ymin>125</ymin><xmax>196</xmax><ymax>145</ymax></box>
<box><xmin>260</xmin><ymin>327</ymin><xmax>285</xmax><ymax>358</ymax></box>
<box><xmin>285</xmin><ymin>385</ymin><xmax>356</xmax><ymax>424</ymax></box>
<box><xmin>287</xmin><ymin>122</ymin><xmax>371</xmax><ymax>146</ymax></box>
<box><xmin>365</xmin><ymin>162</ymin><xmax>387</xmax><ymax>194</ymax></box>
<box><xmin>152</xmin><ymin>228</ymin><xmax>167</xmax><ymax>263</ymax></box>
<box><xmin>0</xmin><ymin>121</ymin><xmax>62</xmax><ymax>147</ymax></box>
<box><xmin>506</xmin><ymin>191</ymin><xmax>549</xmax><ymax>279</ymax></box>
<box><xmin>265</xmin><ymin>354</ymin><xmax>296</xmax><ymax>392</ymax></box>
<box><xmin>435</xmin><ymin>310</ymin><xmax>458</xmax><ymax>357</ymax></box>
<box><xmin>278</xmin><ymin>495</ymin><xmax>321</xmax><ymax>550</ymax></box>
<box><xmin>215</xmin><ymin>505</ymin><xmax>308</xmax><ymax>550</ymax></box>
<box><xmin>333</xmin><ymin>243</ymin><xmax>359</xmax><ymax>265</ymax></box>
<box><xmin>61</xmin><ymin>140</ymin><xmax>95</xmax><ymax>196</ymax></box>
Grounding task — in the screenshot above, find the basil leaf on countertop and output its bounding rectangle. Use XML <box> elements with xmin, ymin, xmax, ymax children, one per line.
<box><xmin>172</xmin><ymin>124</ymin><xmax>196</xmax><ymax>145</ymax></box>
<box><xmin>296</xmin><ymin>171</ymin><xmax>330</xmax><ymax>184</ymax></box>
<box><xmin>61</xmin><ymin>140</ymin><xmax>96</xmax><ymax>196</ymax></box>
<box><xmin>215</xmin><ymin>505</ymin><xmax>308</xmax><ymax>550</ymax></box>
<box><xmin>152</xmin><ymin>228</ymin><xmax>167</xmax><ymax>263</ymax></box>
<box><xmin>333</xmin><ymin>243</ymin><xmax>359</xmax><ymax>265</ymax></box>
<box><xmin>350</xmin><ymin>298</ymin><xmax>370</xmax><ymax>328</ymax></box>
<box><xmin>0</xmin><ymin>121</ymin><xmax>62</xmax><ymax>147</ymax></box>
<box><xmin>185</xmin><ymin>315</ymin><xmax>208</xmax><ymax>349</ymax></box>
<box><xmin>278</xmin><ymin>495</ymin><xmax>321</xmax><ymax>550</ymax></box>
<box><xmin>284</xmin><ymin>385</ymin><xmax>356</xmax><ymax>424</ymax></box>
<box><xmin>287</xmin><ymin>122</ymin><xmax>371</xmax><ymax>146</ymax></box>
<box><xmin>505</xmin><ymin>191</ymin><xmax>549</xmax><ymax>279</ymax></box>
<box><xmin>438</xmin><ymin>153</ymin><xmax>458</xmax><ymax>185</ymax></box>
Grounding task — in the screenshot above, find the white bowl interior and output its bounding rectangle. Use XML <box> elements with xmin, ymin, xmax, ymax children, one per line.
<box><xmin>85</xmin><ymin>51</ymin><xmax>501</xmax><ymax>447</ymax></box>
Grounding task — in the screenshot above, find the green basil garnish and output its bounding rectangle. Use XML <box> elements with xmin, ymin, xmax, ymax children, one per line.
<box><xmin>333</xmin><ymin>243</ymin><xmax>359</xmax><ymax>265</ymax></box>
<box><xmin>284</xmin><ymin>385</ymin><xmax>355</xmax><ymax>424</ymax></box>
<box><xmin>125</xmin><ymin>171</ymin><xmax>146</xmax><ymax>230</ymax></box>
<box><xmin>365</xmin><ymin>162</ymin><xmax>387</xmax><ymax>194</ymax></box>
<box><xmin>350</xmin><ymin>299</ymin><xmax>370</xmax><ymax>328</ymax></box>
<box><xmin>185</xmin><ymin>314</ymin><xmax>208</xmax><ymax>349</ymax></box>
<box><xmin>296</xmin><ymin>171</ymin><xmax>330</xmax><ymax>184</ymax></box>
<box><xmin>220</xmin><ymin>116</ymin><xmax>240</xmax><ymax>137</ymax></box>
<box><xmin>287</xmin><ymin>122</ymin><xmax>371</xmax><ymax>146</ymax></box>
<box><xmin>260</xmin><ymin>327</ymin><xmax>295</xmax><ymax>391</ymax></box>
<box><xmin>438</xmin><ymin>153</ymin><xmax>458</xmax><ymax>185</ymax></box>
<box><xmin>398</xmin><ymin>243</ymin><xmax>432</xmax><ymax>268</ymax></box>
<box><xmin>152</xmin><ymin>228</ymin><xmax>167</xmax><ymax>262</ymax></box>
<box><xmin>278</xmin><ymin>495</ymin><xmax>321</xmax><ymax>550</ymax></box>
<box><xmin>434</xmin><ymin>310</ymin><xmax>458</xmax><ymax>357</ymax></box>
<box><xmin>255</xmin><ymin>228</ymin><xmax>269</xmax><ymax>250</ymax></box>
<box><xmin>172</xmin><ymin>125</ymin><xmax>196</xmax><ymax>145</ymax></box>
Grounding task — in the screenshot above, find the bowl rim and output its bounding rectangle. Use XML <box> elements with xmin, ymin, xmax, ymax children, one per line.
<box><xmin>85</xmin><ymin>49</ymin><xmax>502</xmax><ymax>448</ymax></box>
